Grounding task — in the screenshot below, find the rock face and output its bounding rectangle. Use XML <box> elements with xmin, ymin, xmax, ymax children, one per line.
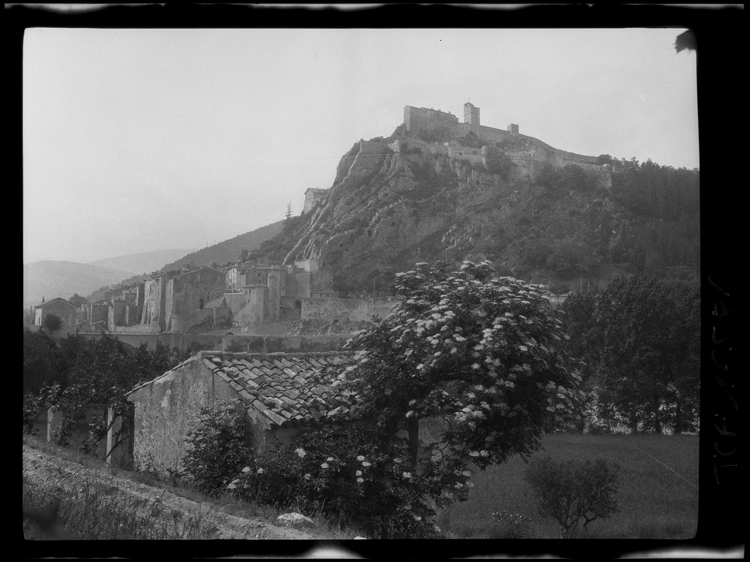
<box><xmin>276</xmin><ymin>134</ymin><xmax>623</xmax><ymax>295</ymax></box>
<box><xmin>276</xmin><ymin>512</ymin><xmax>316</xmax><ymax>529</ymax></box>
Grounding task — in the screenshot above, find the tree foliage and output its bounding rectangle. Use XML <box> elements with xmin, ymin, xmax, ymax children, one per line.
<box><xmin>338</xmin><ymin>261</ymin><xmax>584</xmax><ymax>486</ymax></box>
<box><xmin>228</xmin><ymin>422</ymin><xmax>442</xmax><ymax>539</ymax></box>
<box><xmin>23</xmin><ymin>331</ymin><xmax>190</xmax><ymax>450</ymax></box>
<box><xmin>538</xmin><ymin>165</ymin><xmax>598</xmax><ymax>192</ymax></box>
<box><xmin>560</xmin><ymin>276</ymin><xmax>700</xmax><ymax>433</ymax></box>
<box><xmin>524</xmin><ymin>456</ymin><xmax>620</xmax><ymax>538</ymax></box>
<box><xmin>68</xmin><ymin>293</ymin><xmax>89</xmax><ymax>308</ymax></box>
<box><xmin>484</xmin><ymin>146</ymin><xmax>514</xmax><ymax>179</ymax></box>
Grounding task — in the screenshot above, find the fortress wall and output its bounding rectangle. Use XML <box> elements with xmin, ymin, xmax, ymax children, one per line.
<box><xmin>404</xmin><ymin>106</ymin><xmax>459</xmax><ymax>133</ymax></box>
<box><xmin>449</xmin><ymin>145</ymin><xmax>486</xmax><ymax>166</ymax></box>
<box><xmin>358</xmin><ymin>140</ymin><xmax>392</xmax><ymax>154</ymax></box>
<box><xmin>301</xmin><ymin>297</ymin><xmax>398</xmax><ymax>323</ymax></box>
<box><xmin>389</xmin><ymin>138</ymin><xmax>449</xmax><ymax>156</ymax></box>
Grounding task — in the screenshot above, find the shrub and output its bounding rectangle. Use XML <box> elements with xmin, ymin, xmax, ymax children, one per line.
<box><xmin>181</xmin><ymin>400</ymin><xmax>255</xmax><ymax>496</ymax></box>
<box><xmin>43</xmin><ymin>314</ymin><xmax>63</xmax><ymax>333</ymax></box>
<box><xmin>491</xmin><ymin>509</ymin><xmax>533</xmax><ymax>539</ymax></box>
<box><xmin>524</xmin><ymin>456</ymin><xmax>620</xmax><ymax>538</ymax></box>
<box><xmin>228</xmin><ymin>423</ymin><xmax>442</xmax><ymax>539</ymax></box>
<box><xmin>484</xmin><ymin>146</ymin><xmax>514</xmax><ymax>179</ymax></box>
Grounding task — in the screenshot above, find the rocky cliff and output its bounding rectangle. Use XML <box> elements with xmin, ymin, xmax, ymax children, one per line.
<box><xmin>253</xmin><ymin>129</ymin><xmax>698</xmax><ymax>295</ymax></box>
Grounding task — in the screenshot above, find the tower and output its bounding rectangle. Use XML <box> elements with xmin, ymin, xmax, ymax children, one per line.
<box><xmin>464</xmin><ymin>102</ymin><xmax>480</xmax><ymax>126</ymax></box>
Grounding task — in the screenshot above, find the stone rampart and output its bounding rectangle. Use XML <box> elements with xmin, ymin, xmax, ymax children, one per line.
<box><xmin>301</xmin><ymin>297</ymin><xmax>398</xmax><ymax>323</ymax></box>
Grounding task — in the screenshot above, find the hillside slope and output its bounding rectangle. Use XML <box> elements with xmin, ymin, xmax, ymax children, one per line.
<box><xmin>160</xmin><ymin>221</ymin><xmax>283</xmax><ymax>272</ymax></box>
<box><xmin>23</xmin><ymin>261</ymin><xmax>136</xmax><ymax>307</ymax></box>
<box><xmin>248</xmin><ymin>131</ymin><xmax>698</xmax><ymax>295</ymax></box>
<box><xmin>84</xmin><ymin>221</ymin><xmax>284</xmax><ymax>303</ymax></box>
<box><xmin>88</xmin><ymin>248</ymin><xmax>197</xmax><ymax>276</ymax></box>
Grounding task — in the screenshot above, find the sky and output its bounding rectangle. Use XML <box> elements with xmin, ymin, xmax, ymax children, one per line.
<box><xmin>23</xmin><ymin>27</ymin><xmax>698</xmax><ymax>265</ymax></box>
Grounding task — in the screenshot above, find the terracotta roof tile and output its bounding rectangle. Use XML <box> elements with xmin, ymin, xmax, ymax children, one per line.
<box><xmin>217</xmin><ymin>352</ymin><xmax>356</xmax><ymax>426</ymax></box>
<box><xmin>132</xmin><ymin>351</ymin><xmax>356</xmax><ymax>428</ymax></box>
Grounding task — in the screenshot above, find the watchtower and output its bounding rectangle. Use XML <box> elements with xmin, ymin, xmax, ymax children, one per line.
<box><xmin>463</xmin><ymin>102</ymin><xmax>480</xmax><ymax>126</ymax></box>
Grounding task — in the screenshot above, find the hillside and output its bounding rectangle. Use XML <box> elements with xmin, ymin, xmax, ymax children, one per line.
<box><xmin>23</xmin><ymin>261</ymin><xmax>136</xmax><ymax>308</ymax></box>
<box><xmin>83</xmin><ymin>221</ymin><xmax>284</xmax><ymax>303</ymax></box>
<box><xmin>247</xmin><ymin>128</ymin><xmax>699</xmax><ymax>295</ymax></box>
<box><xmin>159</xmin><ymin>221</ymin><xmax>284</xmax><ymax>272</ymax></box>
<box><xmin>88</xmin><ymin>248</ymin><xmax>197</xmax><ymax>276</ymax></box>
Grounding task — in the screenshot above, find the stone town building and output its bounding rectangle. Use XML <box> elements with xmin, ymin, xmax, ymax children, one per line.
<box><xmin>303</xmin><ymin>188</ymin><xmax>328</xmax><ymax>214</ymax></box>
<box><xmin>138</xmin><ymin>265</ymin><xmax>226</xmax><ymax>333</ymax></box>
<box><xmin>33</xmin><ymin>297</ymin><xmax>78</xmax><ymax>336</ymax></box>
<box><xmin>125</xmin><ymin>351</ymin><xmax>357</xmax><ymax>475</ymax></box>
<box><xmin>125</xmin><ymin>350</ymin><xmax>444</xmax><ymax>477</ymax></box>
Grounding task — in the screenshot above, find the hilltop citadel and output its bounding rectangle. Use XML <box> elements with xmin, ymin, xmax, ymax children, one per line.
<box><xmin>31</xmin><ymin>102</ymin><xmax>606</xmax><ymax>340</ymax></box>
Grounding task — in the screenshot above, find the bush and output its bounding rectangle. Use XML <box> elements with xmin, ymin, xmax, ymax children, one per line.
<box><xmin>181</xmin><ymin>400</ymin><xmax>255</xmax><ymax>496</ymax></box>
<box><xmin>43</xmin><ymin>314</ymin><xmax>63</xmax><ymax>333</ymax></box>
<box><xmin>484</xmin><ymin>146</ymin><xmax>514</xmax><ymax>179</ymax></box>
<box><xmin>228</xmin><ymin>423</ymin><xmax>442</xmax><ymax>539</ymax></box>
<box><xmin>524</xmin><ymin>456</ymin><xmax>620</xmax><ymax>538</ymax></box>
<box><xmin>492</xmin><ymin>509</ymin><xmax>533</xmax><ymax>538</ymax></box>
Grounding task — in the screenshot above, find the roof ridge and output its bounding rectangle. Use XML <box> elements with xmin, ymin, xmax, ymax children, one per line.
<box><xmin>198</xmin><ymin>350</ymin><xmax>354</xmax><ymax>359</ymax></box>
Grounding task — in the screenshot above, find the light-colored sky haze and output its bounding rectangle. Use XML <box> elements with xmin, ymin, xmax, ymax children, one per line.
<box><xmin>23</xmin><ymin>28</ymin><xmax>698</xmax><ymax>265</ymax></box>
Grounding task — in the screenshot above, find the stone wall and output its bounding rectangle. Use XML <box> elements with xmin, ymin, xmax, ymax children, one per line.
<box><xmin>301</xmin><ymin>297</ymin><xmax>397</xmax><ymax>322</ymax></box>
<box><xmin>127</xmin><ymin>358</ymin><xmax>241</xmax><ymax>475</ymax></box>
<box><xmin>404</xmin><ymin>105</ymin><xmax>459</xmax><ymax>133</ymax></box>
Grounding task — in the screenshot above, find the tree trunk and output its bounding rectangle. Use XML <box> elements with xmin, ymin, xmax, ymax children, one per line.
<box><xmin>630</xmin><ymin>404</ymin><xmax>638</xmax><ymax>434</ymax></box>
<box><xmin>407</xmin><ymin>416</ymin><xmax>420</xmax><ymax>469</ymax></box>
<box><xmin>653</xmin><ymin>392</ymin><xmax>662</xmax><ymax>434</ymax></box>
<box><xmin>674</xmin><ymin>395</ymin><xmax>683</xmax><ymax>435</ymax></box>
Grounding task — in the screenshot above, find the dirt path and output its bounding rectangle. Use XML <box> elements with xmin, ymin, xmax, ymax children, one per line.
<box><xmin>22</xmin><ymin>444</ymin><xmax>317</xmax><ymax>540</ymax></box>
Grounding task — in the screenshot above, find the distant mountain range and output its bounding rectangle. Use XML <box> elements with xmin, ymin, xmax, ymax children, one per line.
<box><xmin>23</xmin><ymin>261</ymin><xmax>136</xmax><ymax>309</ymax></box>
<box><xmin>23</xmin><ymin>221</ymin><xmax>286</xmax><ymax>309</ymax></box>
<box><xmin>88</xmin><ymin>248</ymin><xmax>197</xmax><ymax>276</ymax></box>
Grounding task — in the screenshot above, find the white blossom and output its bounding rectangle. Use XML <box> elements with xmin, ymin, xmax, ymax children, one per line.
<box><xmin>295</xmin><ymin>448</ymin><xmax>307</xmax><ymax>458</ymax></box>
<box><xmin>357</xmin><ymin>455</ymin><xmax>366</xmax><ymax>461</ymax></box>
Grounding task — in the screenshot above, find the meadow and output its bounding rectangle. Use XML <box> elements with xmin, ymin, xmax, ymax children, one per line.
<box><xmin>437</xmin><ymin>433</ymin><xmax>699</xmax><ymax>539</ymax></box>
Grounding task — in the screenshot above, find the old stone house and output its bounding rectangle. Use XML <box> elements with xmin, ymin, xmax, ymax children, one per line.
<box><xmin>125</xmin><ymin>351</ymin><xmax>359</xmax><ymax>476</ymax></box>
<box><xmin>124</xmin><ymin>350</ymin><xmax>445</xmax><ymax>477</ymax></box>
<box><xmin>33</xmin><ymin>297</ymin><xmax>78</xmax><ymax>336</ymax></box>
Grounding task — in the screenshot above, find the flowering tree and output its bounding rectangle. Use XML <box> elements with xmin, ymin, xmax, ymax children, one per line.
<box><xmin>338</xmin><ymin>261</ymin><xmax>584</xmax><ymax>495</ymax></box>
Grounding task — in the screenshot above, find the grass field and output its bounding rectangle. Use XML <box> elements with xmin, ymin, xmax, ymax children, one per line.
<box><xmin>437</xmin><ymin>433</ymin><xmax>699</xmax><ymax>539</ymax></box>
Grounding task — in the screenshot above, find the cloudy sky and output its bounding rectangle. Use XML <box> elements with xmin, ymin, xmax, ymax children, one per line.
<box><xmin>23</xmin><ymin>26</ymin><xmax>698</xmax><ymax>265</ymax></box>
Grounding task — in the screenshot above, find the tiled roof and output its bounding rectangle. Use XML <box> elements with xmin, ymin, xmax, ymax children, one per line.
<box><xmin>202</xmin><ymin>351</ymin><xmax>360</xmax><ymax>427</ymax></box>
<box><xmin>129</xmin><ymin>351</ymin><xmax>360</xmax><ymax>428</ymax></box>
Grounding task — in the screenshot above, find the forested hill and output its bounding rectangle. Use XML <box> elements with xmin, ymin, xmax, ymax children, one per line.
<box><xmin>159</xmin><ymin>220</ymin><xmax>284</xmax><ymax>272</ymax></box>
<box><xmin>245</xmin><ymin>128</ymin><xmax>699</xmax><ymax>296</ymax></box>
